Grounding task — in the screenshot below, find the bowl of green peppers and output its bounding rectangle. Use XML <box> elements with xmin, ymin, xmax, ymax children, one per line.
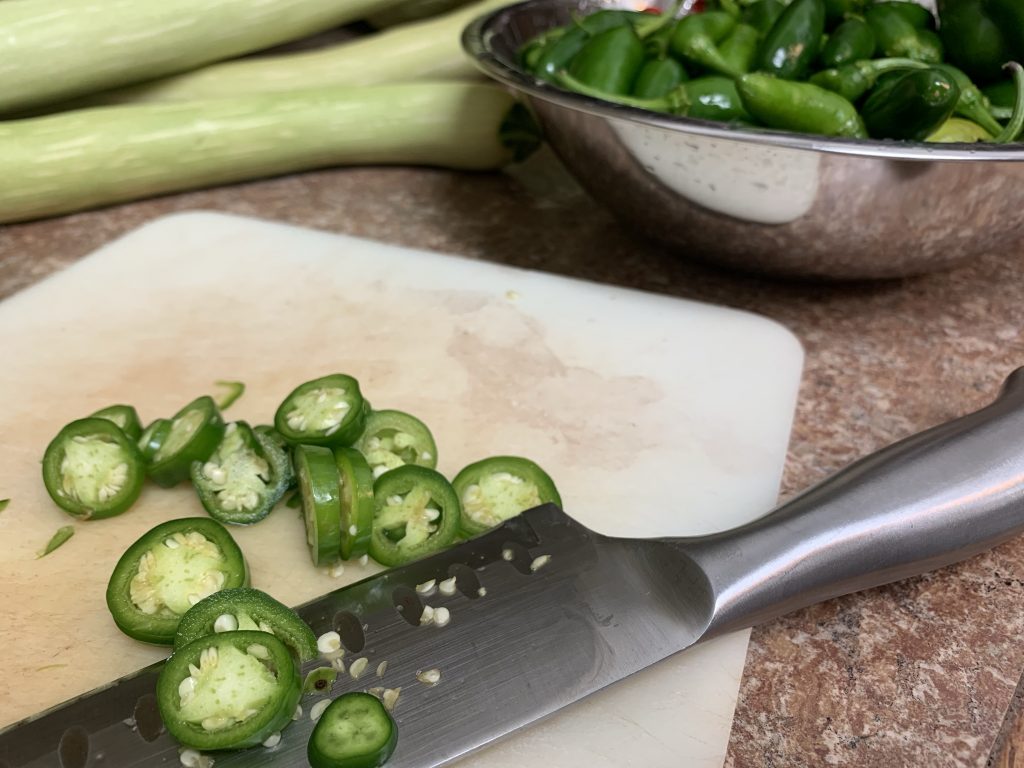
<box><xmin>464</xmin><ymin>0</ymin><xmax>1024</xmax><ymax>279</ymax></box>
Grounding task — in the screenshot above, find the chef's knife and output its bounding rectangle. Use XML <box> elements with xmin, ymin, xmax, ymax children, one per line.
<box><xmin>6</xmin><ymin>368</ymin><xmax>1024</xmax><ymax>768</ymax></box>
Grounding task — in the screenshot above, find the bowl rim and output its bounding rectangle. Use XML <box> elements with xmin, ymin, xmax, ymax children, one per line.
<box><xmin>462</xmin><ymin>0</ymin><xmax>1024</xmax><ymax>162</ymax></box>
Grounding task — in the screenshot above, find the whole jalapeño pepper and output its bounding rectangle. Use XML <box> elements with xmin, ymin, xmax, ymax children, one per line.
<box><xmin>861</xmin><ymin>67</ymin><xmax>961</xmax><ymax>141</ymax></box>
<box><xmin>567</xmin><ymin>23</ymin><xmax>646</xmax><ymax>95</ymax></box>
<box><xmin>719</xmin><ymin>23</ymin><xmax>760</xmax><ymax>75</ymax></box>
<box><xmin>670</xmin><ymin>11</ymin><xmax>741</xmax><ymax>78</ymax></box>
<box><xmin>756</xmin><ymin>0</ymin><xmax>826</xmax><ymax>80</ymax></box>
<box><xmin>686</xmin><ymin>75</ymin><xmax>753</xmax><ymax>122</ymax></box>
<box><xmin>736</xmin><ymin>73</ymin><xmax>867</xmax><ymax>137</ymax></box>
<box><xmin>742</xmin><ymin>0</ymin><xmax>785</xmax><ymax>33</ymax></box>
<box><xmin>819</xmin><ymin>17</ymin><xmax>876</xmax><ymax>69</ymax></box>
<box><xmin>823</xmin><ymin>0</ymin><xmax>865</xmax><ymax>23</ymax></box>
<box><xmin>933</xmin><ymin>63</ymin><xmax>1005</xmax><ymax>136</ymax></box>
<box><xmin>532</xmin><ymin>26</ymin><xmax>588</xmax><ymax>81</ymax></box>
<box><xmin>982</xmin><ymin>0</ymin><xmax>1024</xmax><ymax>61</ymax></box>
<box><xmin>873</xmin><ymin>1</ymin><xmax>935</xmax><ymax>29</ymax></box>
<box><xmin>938</xmin><ymin>0</ymin><xmax>1011</xmax><ymax>83</ymax></box>
<box><xmin>633</xmin><ymin>57</ymin><xmax>689</xmax><ymax>98</ymax></box>
<box><xmin>809</xmin><ymin>57</ymin><xmax>927</xmax><ymax>101</ymax></box>
<box><xmin>865</xmin><ymin>4</ymin><xmax>942</xmax><ymax>63</ymax></box>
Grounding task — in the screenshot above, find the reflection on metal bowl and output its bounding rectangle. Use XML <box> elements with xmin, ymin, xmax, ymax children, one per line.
<box><xmin>463</xmin><ymin>0</ymin><xmax>1024</xmax><ymax>279</ymax></box>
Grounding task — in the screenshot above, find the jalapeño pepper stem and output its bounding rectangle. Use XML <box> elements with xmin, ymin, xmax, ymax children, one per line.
<box><xmin>555</xmin><ymin>69</ymin><xmax>689</xmax><ymax>114</ymax></box>
<box><xmin>809</xmin><ymin>57</ymin><xmax>928</xmax><ymax>102</ymax></box>
<box><xmin>995</xmin><ymin>62</ymin><xmax>1024</xmax><ymax>144</ymax></box>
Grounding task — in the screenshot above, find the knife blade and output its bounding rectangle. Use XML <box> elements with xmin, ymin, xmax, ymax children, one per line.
<box><xmin>6</xmin><ymin>367</ymin><xmax>1024</xmax><ymax>767</ymax></box>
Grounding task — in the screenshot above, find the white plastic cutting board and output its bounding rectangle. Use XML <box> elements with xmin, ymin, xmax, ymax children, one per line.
<box><xmin>0</xmin><ymin>211</ymin><xmax>803</xmax><ymax>767</ymax></box>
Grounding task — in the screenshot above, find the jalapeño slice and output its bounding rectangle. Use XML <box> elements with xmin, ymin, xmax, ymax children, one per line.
<box><xmin>174</xmin><ymin>586</ymin><xmax>318</xmax><ymax>662</ymax></box>
<box><xmin>42</xmin><ymin>417</ymin><xmax>145</xmax><ymax>520</ymax></box>
<box><xmin>307</xmin><ymin>692</ymin><xmax>398</xmax><ymax>768</ymax></box>
<box><xmin>137</xmin><ymin>418</ymin><xmax>173</xmax><ymax>463</ymax></box>
<box><xmin>452</xmin><ymin>456</ymin><xmax>562</xmax><ymax>537</ymax></box>
<box><xmin>295</xmin><ymin>444</ymin><xmax>343</xmax><ymax>567</ymax></box>
<box><xmin>156</xmin><ymin>630</ymin><xmax>301</xmax><ymax>751</ymax></box>
<box><xmin>274</xmin><ymin>374</ymin><xmax>367</xmax><ymax>448</ymax></box>
<box><xmin>148</xmin><ymin>396</ymin><xmax>225</xmax><ymax>488</ymax></box>
<box><xmin>90</xmin><ymin>404</ymin><xmax>143</xmax><ymax>441</ymax></box>
<box><xmin>190</xmin><ymin>421</ymin><xmax>291</xmax><ymax>525</ymax></box>
<box><xmin>335</xmin><ymin>447</ymin><xmax>374</xmax><ymax>561</ymax></box>
<box><xmin>105</xmin><ymin>517</ymin><xmax>248</xmax><ymax>645</ymax></box>
<box><xmin>370</xmin><ymin>466</ymin><xmax>460</xmax><ymax>567</ymax></box>
<box><xmin>355</xmin><ymin>409</ymin><xmax>438</xmax><ymax>478</ymax></box>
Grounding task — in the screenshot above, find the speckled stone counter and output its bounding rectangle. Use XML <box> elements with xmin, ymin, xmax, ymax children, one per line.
<box><xmin>4</xmin><ymin>163</ymin><xmax>1024</xmax><ymax>767</ymax></box>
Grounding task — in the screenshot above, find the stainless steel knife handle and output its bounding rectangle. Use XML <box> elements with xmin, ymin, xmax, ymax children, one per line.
<box><xmin>678</xmin><ymin>367</ymin><xmax>1024</xmax><ymax>637</ymax></box>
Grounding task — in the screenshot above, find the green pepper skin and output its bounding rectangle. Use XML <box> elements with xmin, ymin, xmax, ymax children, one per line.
<box><xmin>567</xmin><ymin>24</ymin><xmax>648</xmax><ymax>95</ymax></box>
<box><xmin>174</xmin><ymin>586</ymin><xmax>318</xmax><ymax>661</ymax></box>
<box><xmin>370</xmin><ymin>466</ymin><xmax>461</xmax><ymax>567</ymax></box>
<box><xmin>926</xmin><ymin>116</ymin><xmax>994</xmax><ymax>142</ymax></box>
<box><xmin>809</xmin><ymin>57</ymin><xmax>927</xmax><ymax>102</ymax></box>
<box><xmin>685</xmin><ymin>75</ymin><xmax>753</xmax><ymax>122</ymax></box>
<box><xmin>148</xmin><ymin>396</ymin><xmax>226</xmax><ymax>488</ymax></box>
<box><xmin>736</xmin><ymin>73</ymin><xmax>867</xmax><ymax>137</ymax></box>
<box><xmin>105</xmin><ymin>517</ymin><xmax>248</xmax><ymax>644</ymax></box>
<box><xmin>862</xmin><ymin>67</ymin><xmax>961</xmax><ymax>141</ymax></box>
<box><xmin>633</xmin><ymin>57</ymin><xmax>689</xmax><ymax>99</ymax></box>
<box><xmin>90</xmin><ymin>404</ymin><xmax>143</xmax><ymax>441</ymax></box>
<box><xmin>42</xmin><ymin>418</ymin><xmax>146</xmax><ymax>520</ymax></box>
<box><xmin>865</xmin><ymin>5</ymin><xmax>942</xmax><ymax>63</ymax></box>
<box><xmin>743</xmin><ymin>0</ymin><xmax>785</xmax><ymax>32</ymax></box>
<box><xmin>938</xmin><ymin>0</ymin><xmax>1011</xmax><ymax>82</ymax></box>
<box><xmin>670</xmin><ymin>12</ymin><xmax>741</xmax><ymax>78</ymax></box>
<box><xmin>819</xmin><ymin>18</ymin><xmax>876</xmax><ymax>69</ymax></box>
<box><xmin>756</xmin><ymin>0</ymin><xmax>826</xmax><ymax>80</ymax></box>
<box><xmin>190</xmin><ymin>421</ymin><xmax>292</xmax><ymax>526</ymax></box>
<box><xmin>719</xmin><ymin>23</ymin><xmax>760</xmax><ymax>75</ymax></box>
<box><xmin>933</xmin><ymin>63</ymin><xmax>1005</xmax><ymax>135</ymax></box>
<box><xmin>157</xmin><ymin>630</ymin><xmax>301</xmax><ymax>751</ymax></box>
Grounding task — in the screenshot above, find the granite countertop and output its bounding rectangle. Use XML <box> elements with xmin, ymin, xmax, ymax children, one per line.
<box><xmin>3</xmin><ymin>163</ymin><xmax>1024</xmax><ymax>767</ymax></box>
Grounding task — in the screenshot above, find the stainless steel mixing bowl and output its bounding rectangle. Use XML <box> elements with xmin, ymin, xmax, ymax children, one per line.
<box><xmin>463</xmin><ymin>0</ymin><xmax>1024</xmax><ymax>279</ymax></box>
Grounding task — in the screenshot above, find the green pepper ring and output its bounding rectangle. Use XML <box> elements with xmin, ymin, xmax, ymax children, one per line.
<box><xmin>148</xmin><ymin>396</ymin><xmax>226</xmax><ymax>488</ymax></box>
<box><xmin>369</xmin><ymin>466</ymin><xmax>461</xmax><ymax>567</ymax></box>
<box><xmin>335</xmin><ymin>446</ymin><xmax>375</xmax><ymax>561</ymax></box>
<box><xmin>42</xmin><ymin>417</ymin><xmax>146</xmax><ymax>520</ymax></box>
<box><xmin>273</xmin><ymin>374</ymin><xmax>367</xmax><ymax>448</ymax></box>
<box><xmin>105</xmin><ymin>517</ymin><xmax>248</xmax><ymax>645</ymax></box>
<box><xmin>452</xmin><ymin>456</ymin><xmax>562</xmax><ymax>537</ymax></box>
<box><xmin>156</xmin><ymin>630</ymin><xmax>301</xmax><ymax>751</ymax></box>
<box><xmin>173</xmin><ymin>586</ymin><xmax>318</xmax><ymax>662</ymax></box>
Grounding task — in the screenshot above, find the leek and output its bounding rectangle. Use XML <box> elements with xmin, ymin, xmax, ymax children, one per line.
<box><xmin>0</xmin><ymin>82</ymin><xmax>537</xmax><ymax>225</ymax></box>
<box><xmin>0</xmin><ymin>0</ymin><xmax>405</xmax><ymax>115</ymax></box>
<box><xmin>82</xmin><ymin>0</ymin><xmax>511</xmax><ymax>107</ymax></box>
